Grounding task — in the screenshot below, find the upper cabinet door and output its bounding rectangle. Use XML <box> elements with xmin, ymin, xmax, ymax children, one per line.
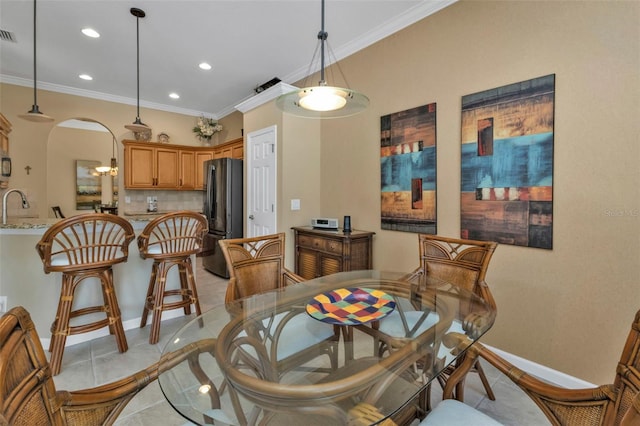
<box><xmin>179</xmin><ymin>150</ymin><xmax>196</xmax><ymax>190</ymax></box>
<box><xmin>125</xmin><ymin>144</ymin><xmax>155</xmax><ymax>188</ymax></box>
<box><xmin>155</xmin><ymin>148</ymin><xmax>179</xmax><ymax>188</ymax></box>
<box><xmin>195</xmin><ymin>151</ymin><xmax>213</xmax><ymax>190</ymax></box>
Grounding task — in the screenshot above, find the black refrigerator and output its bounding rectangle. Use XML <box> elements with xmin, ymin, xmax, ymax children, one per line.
<box><xmin>201</xmin><ymin>157</ymin><xmax>243</xmax><ymax>277</ymax></box>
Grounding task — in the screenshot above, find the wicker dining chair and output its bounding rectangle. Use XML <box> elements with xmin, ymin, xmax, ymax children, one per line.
<box><xmin>0</xmin><ymin>306</ymin><xmax>212</xmax><ymax>426</ymax></box>
<box><xmin>35</xmin><ymin>213</ymin><xmax>135</xmax><ymax>375</ymax></box>
<box><xmin>218</xmin><ymin>233</ymin><xmax>340</xmax><ymax>375</ymax></box>
<box><xmin>138</xmin><ymin>211</ymin><xmax>208</xmax><ymax>344</ymax></box>
<box><xmin>51</xmin><ymin>206</ymin><xmax>65</xmax><ymax>218</ymax></box>
<box><xmin>370</xmin><ymin>234</ymin><xmax>498</xmax><ymax>407</ymax></box>
<box><xmin>422</xmin><ymin>308</ymin><xmax>640</xmax><ymax>426</ymax></box>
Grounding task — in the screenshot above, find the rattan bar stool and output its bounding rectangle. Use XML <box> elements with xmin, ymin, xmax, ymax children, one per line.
<box><xmin>35</xmin><ymin>213</ymin><xmax>135</xmax><ymax>375</ymax></box>
<box><xmin>138</xmin><ymin>211</ymin><xmax>208</xmax><ymax>344</ymax></box>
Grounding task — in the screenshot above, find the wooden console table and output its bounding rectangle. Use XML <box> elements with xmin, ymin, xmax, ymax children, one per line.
<box><xmin>292</xmin><ymin>226</ymin><xmax>374</xmax><ymax>280</ymax></box>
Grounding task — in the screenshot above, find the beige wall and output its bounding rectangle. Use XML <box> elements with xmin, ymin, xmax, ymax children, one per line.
<box><xmin>221</xmin><ymin>110</ymin><xmax>244</xmax><ymax>141</ymax></box>
<box><xmin>242</xmin><ymin>102</ymin><xmax>322</xmax><ymax>263</ymax></box>
<box><xmin>315</xmin><ymin>1</ymin><xmax>638</xmax><ymax>384</ymax></box>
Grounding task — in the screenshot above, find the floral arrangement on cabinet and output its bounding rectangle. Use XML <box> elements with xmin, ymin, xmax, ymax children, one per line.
<box><xmin>193</xmin><ymin>116</ymin><xmax>223</xmax><ymax>143</ymax></box>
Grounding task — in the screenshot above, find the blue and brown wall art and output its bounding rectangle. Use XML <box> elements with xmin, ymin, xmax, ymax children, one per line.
<box><xmin>380</xmin><ymin>103</ymin><xmax>437</xmax><ymax>234</ymax></box>
<box><xmin>460</xmin><ymin>74</ymin><xmax>555</xmax><ymax>249</ymax></box>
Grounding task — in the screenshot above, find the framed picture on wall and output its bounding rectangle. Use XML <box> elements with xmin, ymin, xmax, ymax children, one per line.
<box><xmin>460</xmin><ymin>74</ymin><xmax>555</xmax><ymax>249</ymax></box>
<box><xmin>380</xmin><ymin>103</ymin><xmax>437</xmax><ymax>234</ymax></box>
<box><xmin>1</xmin><ymin>157</ymin><xmax>11</xmax><ymax>177</ymax></box>
<box><xmin>76</xmin><ymin>160</ymin><xmax>102</xmax><ymax>210</ymax></box>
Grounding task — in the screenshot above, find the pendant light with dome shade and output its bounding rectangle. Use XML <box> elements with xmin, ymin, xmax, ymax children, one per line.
<box><xmin>18</xmin><ymin>0</ymin><xmax>54</xmax><ymax>123</ymax></box>
<box><xmin>124</xmin><ymin>7</ymin><xmax>151</xmax><ymax>140</ymax></box>
<box><xmin>275</xmin><ymin>0</ymin><xmax>369</xmax><ymax>119</ymax></box>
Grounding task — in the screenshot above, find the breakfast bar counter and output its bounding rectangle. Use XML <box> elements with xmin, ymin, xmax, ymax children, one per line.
<box><xmin>0</xmin><ymin>215</ymin><xmax>191</xmax><ymax>344</ymax></box>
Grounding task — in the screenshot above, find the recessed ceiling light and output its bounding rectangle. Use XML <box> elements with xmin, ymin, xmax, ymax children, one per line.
<box><xmin>81</xmin><ymin>28</ymin><xmax>100</xmax><ymax>38</ymax></box>
<box><xmin>79</xmin><ymin>74</ymin><xmax>93</xmax><ymax>80</ymax></box>
<box><xmin>169</xmin><ymin>93</ymin><xmax>180</xmax><ymax>99</ymax></box>
<box><xmin>199</xmin><ymin>62</ymin><xmax>212</xmax><ymax>71</ymax></box>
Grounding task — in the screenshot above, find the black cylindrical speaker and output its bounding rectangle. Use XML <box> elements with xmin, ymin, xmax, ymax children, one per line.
<box><xmin>343</xmin><ymin>215</ymin><xmax>352</xmax><ymax>233</ymax></box>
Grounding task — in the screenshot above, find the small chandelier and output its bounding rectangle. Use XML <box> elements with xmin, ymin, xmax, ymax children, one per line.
<box><xmin>96</xmin><ymin>157</ymin><xmax>118</xmax><ymax>177</ymax></box>
<box><xmin>276</xmin><ymin>0</ymin><xmax>369</xmax><ymax>119</ymax></box>
<box><xmin>18</xmin><ymin>0</ymin><xmax>54</xmax><ymax>123</ymax></box>
<box><xmin>124</xmin><ymin>7</ymin><xmax>151</xmax><ymax>140</ymax></box>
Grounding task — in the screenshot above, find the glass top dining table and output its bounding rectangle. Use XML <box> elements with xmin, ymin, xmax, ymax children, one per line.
<box><xmin>158</xmin><ymin>270</ymin><xmax>496</xmax><ymax>426</ymax></box>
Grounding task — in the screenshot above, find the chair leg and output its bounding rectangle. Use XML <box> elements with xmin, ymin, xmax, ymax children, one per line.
<box><xmin>424</xmin><ymin>382</ymin><xmax>432</xmax><ymax>413</ymax></box>
<box><xmin>49</xmin><ymin>274</ymin><xmax>74</xmax><ymax>376</ymax></box>
<box><xmin>101</xmin><ymin>268</ymin><xmax>128</xmax><ymax>353</ymax></box>
<box><xmin>140</xmin><ymin>263</ymin><xmax>158</xmax><ymax>328</ymax></box>
<box><xmin>100</xmin><ymin>269</ymin><xmax>115</xmax><ymax>336</ymax></box>
<box><xmin>474</xmin><ymin>360</ymin><xmax>496</xmax><ymax>401</ymax></box>
<box><xmin>183</xmin><ymin>257</ymin><xmax>202</xmax><ymax>318</ymax></box>
<box><xmin>178</xmin><ymin>262</ymin><xmax>193</xmax><ymax>316</ymax></box>
<box><xmin>148</xmin><ymin>261</ymin><xmax>168</xmax><ymax>345</ymax></box>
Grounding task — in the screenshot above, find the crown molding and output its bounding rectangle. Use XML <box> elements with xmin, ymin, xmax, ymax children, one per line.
<box><xmin>0</xmin><ymin>75</ymin><xmax>217</xmax><ymax>119</ymax></box>
<box><xmin>235</xmin><ymin>82</ymin><xmax>298</xmax><ymax>114</ymax></box>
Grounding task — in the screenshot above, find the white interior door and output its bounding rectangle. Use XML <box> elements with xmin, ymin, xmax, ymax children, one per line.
<box><xmin>246</xmin><ymin>125</ymin><xmax>277</xmax><ymax>237</ymax></box>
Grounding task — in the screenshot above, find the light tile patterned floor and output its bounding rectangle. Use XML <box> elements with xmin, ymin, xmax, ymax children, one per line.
<box><xmin>52</xmin><ymin>259</ymin><xmax>549</xmax><ymax>425</ymax></box>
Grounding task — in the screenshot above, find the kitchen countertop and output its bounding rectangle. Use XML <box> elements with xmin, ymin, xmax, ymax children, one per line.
<box><xmin>0</xmin><ymin>211</ymin><xmax>204</xmax><ymax>234</ymax></box>
<box><xmin>0</xmin><ymin>216</ymin><xmax>154</xmax><ymax>234</ymax></box>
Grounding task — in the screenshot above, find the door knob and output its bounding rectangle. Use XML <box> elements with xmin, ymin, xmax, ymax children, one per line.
<box><xmin>249</xmin><ymin>215</ymin><xmax>255</xmax><ymax>220</ymax></box>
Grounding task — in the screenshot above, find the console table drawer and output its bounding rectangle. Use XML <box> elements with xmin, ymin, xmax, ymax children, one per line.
<box><xmin>324</xmin><ymin>239</ymin><xmax>343</xmax><ymax>255</ymax></box>
<box><xmin>297</xmin><ymin>234</ymin><xmax>323</xmax><ymax>250</ymax></box>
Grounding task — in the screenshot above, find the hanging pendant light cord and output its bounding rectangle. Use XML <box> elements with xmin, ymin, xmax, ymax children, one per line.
<box><xmin>314</xmin><ymin>0</ymin><xmax>350</xmax><ymax>88</ymax></box>
<box><xmin>125</xmin><ymin>7</ymin><xmax>147</xmax><ymax>131</ymax></box>
<box><xmin>19</xmin><ymin>0</ymin><xmax>53</xmax><ymax>121</ymax></box>
<box><xmin>318</xmin><ymin>0</ymin><xmax>327</xmax><ymax>84</ymax></box>
<box><xmin>135</xmin><ymin>12</ymin><xmax>141</xmax><ymax>122</ymax></box>
<box><xmin>274</xmin><ymin>0</ymin><xmax>369</xmax><ymax>117</ymax></box>
<box><xmin>31</xmin><ymin>0</ymin><xmax>39</xmax><ymax>108</ymax></box>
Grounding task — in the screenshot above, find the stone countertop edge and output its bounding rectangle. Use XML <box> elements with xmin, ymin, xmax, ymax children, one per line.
<box><xmin>0</xmin><ymin>210</ymin><xmax>205</xmax><ymax>234</ymax></box>
<box><xmin>0</xmin><ymin>216</ymin><xmax>151</xmax><ymax>234</ymax></box>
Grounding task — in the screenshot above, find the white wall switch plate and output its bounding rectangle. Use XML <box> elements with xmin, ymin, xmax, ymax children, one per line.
<box><xmin>291</xmin><ymin>199</ymin><xmax>301</xmax><ymax>210</ymax></box>
<box><xmin>125</xmin><ymin>196</ymin><xmax>131</xmax><ymax>204</ymax></box>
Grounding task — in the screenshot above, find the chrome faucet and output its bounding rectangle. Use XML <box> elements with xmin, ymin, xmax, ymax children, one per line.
<box><xmin>2</xmin><ymin>189</ymin><xmax>30</xmax><ymax>225</ymax></box>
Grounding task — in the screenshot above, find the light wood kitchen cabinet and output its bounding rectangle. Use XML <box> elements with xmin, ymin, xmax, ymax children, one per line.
<box><xmin>179</xmin><ymin>150</ymin><xmax>196</xmax><ymax>189</ymax></box>
<box><xmin>213</xmin><ymin>137</ymin><xmax>243</xmax><ymax>160</ymax></box>
<box><xmin>123</xmin><ymin>138</ymin><xmax>243</xmax><ymax>190</ymax></box>
<box><xmin>124</xmin><ymin>142</ymin><xmax>179</xmax><ymax>189</ymax></box>
<box><xmin>195</xmin><ymin>151</ymin><xmax>213</xmax><ymax>190</ymax></box>
<box><xmin>0</xmin><ymin>113</ymin><xmax>9</xmax><ymax>154</ymax></box>
<box><xmin>0</xmin><ymin>113</ymin><xmax>11</xmax><ymax>189</ymax></box>
<box><xmin>292</xmin><ymin>226</ymin><xmax>375</xmax><ymax>280</ymax></box>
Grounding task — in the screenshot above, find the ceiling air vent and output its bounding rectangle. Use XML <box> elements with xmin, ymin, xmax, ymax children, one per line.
<box><xmin>254</xmin><ymin>77</ymin><xmax>281</xmax><ymax>94</ymax></box>
<box><xmin>0</xmin><ymin>29</ymin><xmax>17</xmax><ymax>42</ymax></box>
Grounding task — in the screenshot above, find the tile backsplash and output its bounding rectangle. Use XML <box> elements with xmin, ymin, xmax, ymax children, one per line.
<box><xmin>123</xmin><ymin>190</ymin><xmax>202</xmax><ymax>214</ymax></box>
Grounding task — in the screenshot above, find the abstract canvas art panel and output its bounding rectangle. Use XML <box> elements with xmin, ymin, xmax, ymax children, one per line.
<box><xmin>460</xmin><ymin>74</ymin><xmax>555</xmax><ymax>249</ymax></box>
<box><xmin>381</xmin><ymin>103</ymin><xmax>437</xmax><ymax>234</ymax></box>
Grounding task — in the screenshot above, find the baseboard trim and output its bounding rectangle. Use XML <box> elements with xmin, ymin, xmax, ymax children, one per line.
<box><xmin>484</xmin><ymin>343</ymin><xmax>596</xmax><ymax>389</ymax></box>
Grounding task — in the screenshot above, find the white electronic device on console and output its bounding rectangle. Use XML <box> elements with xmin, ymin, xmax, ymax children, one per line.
<box><xmin>311</xmin><ymin>217</ymin><xmax>339</xmax><ymax>230</ymax></box>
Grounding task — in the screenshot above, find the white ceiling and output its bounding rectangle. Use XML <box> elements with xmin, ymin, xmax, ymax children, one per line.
<box><xmin>0</xmin><ymin>0</ymin><xmax>455</xmax><ymax>119</ymax></box>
